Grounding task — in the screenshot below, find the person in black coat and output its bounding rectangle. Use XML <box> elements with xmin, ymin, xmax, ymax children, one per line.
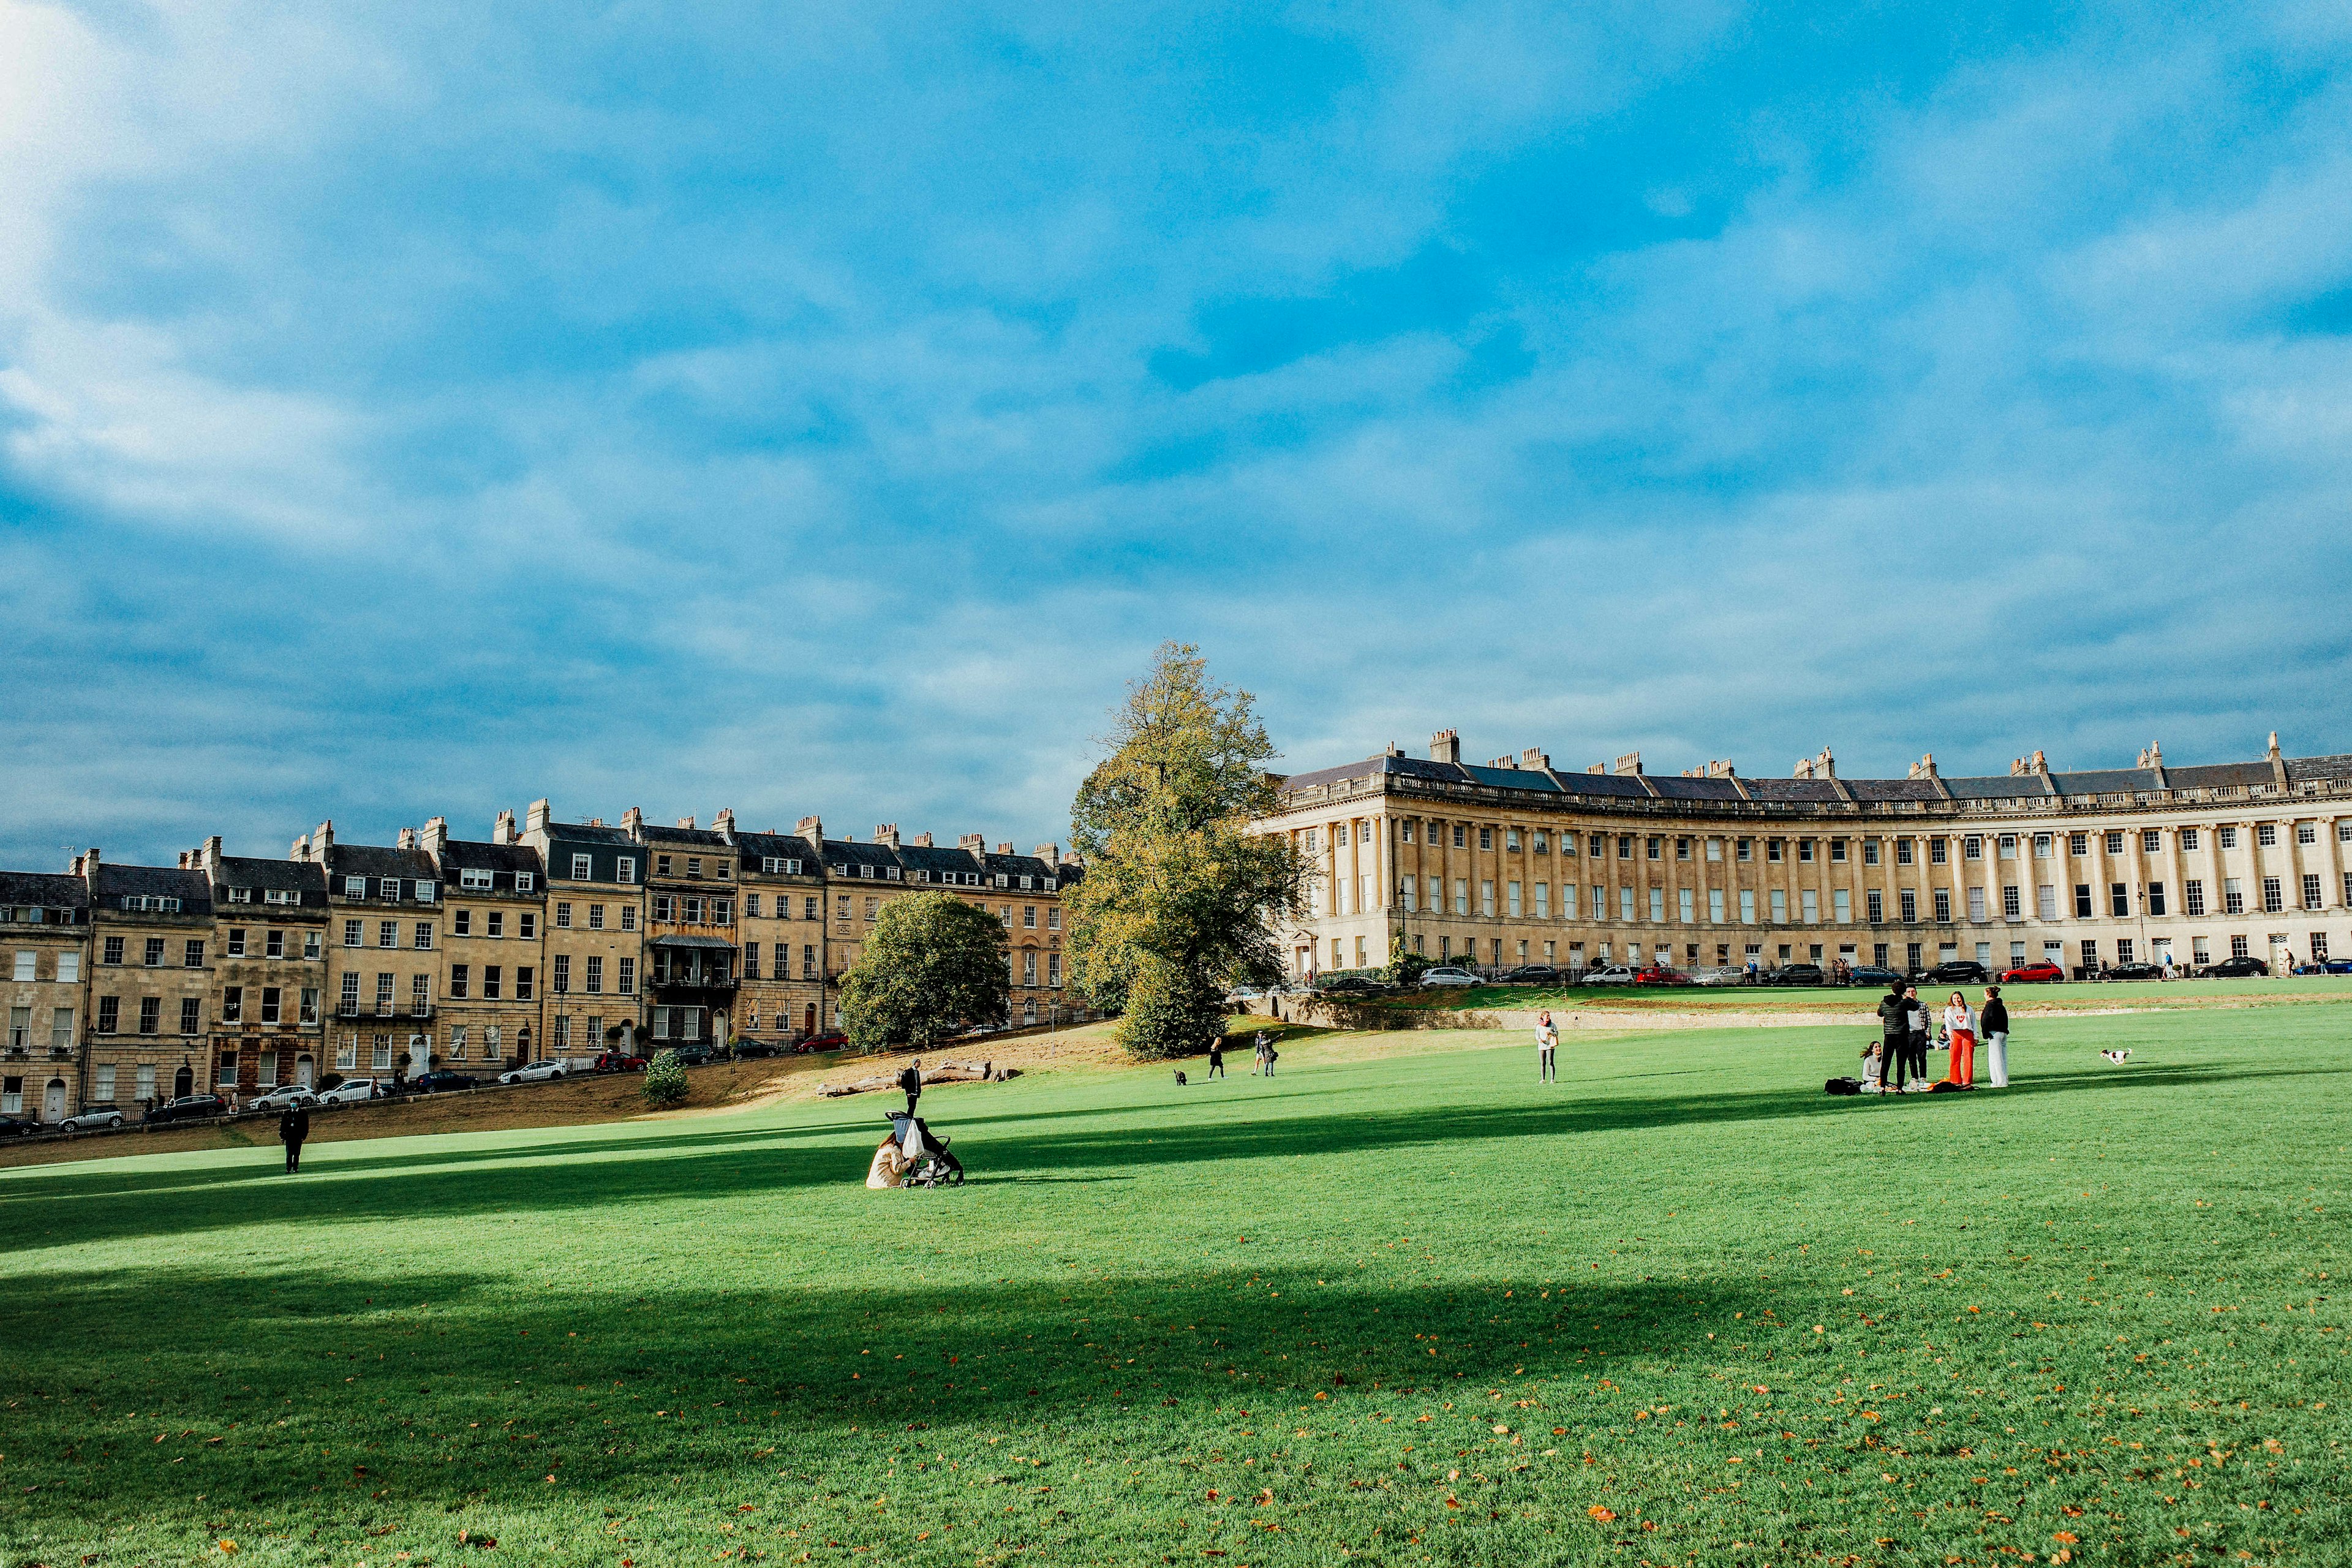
<box><xmin>279</xmin><ymin>1106</ymin><xmax>310</xmax><ymax>1173</ymax></box>
<box><xmin>897</xmin><ymin>1059</ymin><xmax>924</xmax><ymax>1116</ymax></box>
<box><xmin>1874</xmin><ymin>982</ymin><xmax>1911</xmax><ymax>1093</ymax></box>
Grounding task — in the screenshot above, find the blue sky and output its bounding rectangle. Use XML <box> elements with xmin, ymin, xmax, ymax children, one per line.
<box><xmin>4</xmin><ymin>1</ymin><xmax>2350</xmax><ymax>868</ymax></box>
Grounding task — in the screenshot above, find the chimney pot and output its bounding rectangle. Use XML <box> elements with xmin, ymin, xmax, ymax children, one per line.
<box><xmin>676</xmin><ymin>815</ymin><xmax>696</xmax><ymax>831</ymax></box>
<box><xmin>1612</xmin><ymin>751</ymin><xmax>1643</xmax><ymax>777</ymax></box>
<box><xmin>996</xmin><ymin>842</ymin><xmax>1012</xmax><ymax>855</ymax></box>
<box><xmin>911</xmin><ymin>832</ymin><xmax>934</xmax><ymax>848</ymax></box>
<box><xmin>526</xmin><ymin>798</ymin><xmax>551</xmax><ymax>834</ymax></box>
<box><xmin>1035</xmin><ymin>843</ymin><xmax>1061</xmax><ymax>867</ymax></box>
<box><xmin>796</xmin><ymin>815</ymin><xmax>824</xmax><ymax>845</ymax></box>
<box><xmin>1429</xmin><ymin>728</ymin><xmax>1462</xmax><ymax>764</ymax></box>
<box><xmin>959</xmin><ymin>833</ymin><xmax>986</xmax><ymax>853</ymax></box>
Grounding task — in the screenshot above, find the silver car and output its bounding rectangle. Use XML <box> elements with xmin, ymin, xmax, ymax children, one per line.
<box><xmin>1417</xmin><ymin>967</ymin><xmax>1481</xmax><ymax>987</ymax></box>
<box><xmin>58</xmin><ymin>1106</ymin><xmax>127</xmax><ymax>1133</ymax></box>
<box><xmin>497</xmin><ymin>1060</ymin><xmax>569</xmax><ymax>1085</ymax></box>
<box><xmin>314</xmin><ymin>1079</ymin><xmax>379</xmax><ymax>1106</ymax></box>
<box><xmin>249</xmin><ymin>1085</ymin><xmax>318</xmax><ymax>1112</ymax></box>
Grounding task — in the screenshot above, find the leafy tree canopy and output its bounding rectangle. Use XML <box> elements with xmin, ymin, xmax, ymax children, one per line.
<box><xmin>837</xmin><ymin>891</ymin><xmax>1011</xmax><ymax>1053</ymax></box>
<box><xmin>1065</xmin><ymin>643</ymin><xmax>1311</xmax><ymax>1055</ymax></box>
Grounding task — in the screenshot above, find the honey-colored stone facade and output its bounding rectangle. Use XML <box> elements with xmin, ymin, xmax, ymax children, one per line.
<box><xmin>1261</xmin><ymin>731</ymin><xmax>2352</xmax><ymax>980</ymax></box>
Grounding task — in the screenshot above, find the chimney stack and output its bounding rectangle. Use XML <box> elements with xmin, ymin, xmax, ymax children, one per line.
<box><xmin>959</xmin><ymin>833</ymin><xmax>986</xmax><ymax>854</ymax></box>
<box><xmin>291</xmin><ymin>833</ymin><xmax>310</xmax><ymax>862</ymax></box>
<box><xmin>796</xmin><ymin>815</ymin><xmax>824</xmax><ymax>845</ymax></box>
<box><xmin>1036</xmin><ymin>843</ymin><xmax>1060</xmax><ymax>867</ymax></box>
<box><xmin>1520</xmin><ymin>747</ymin><xmax>1550</xmax><ymax>769</ymax></box>
<box><xmin>526</xmin><ymin>798</ymin><xmax>551</xmax><ymax>835</ymax></box>
<box><xmin>911</xmin><ymin>832</ymin><xmax>934</xmax><ymax>848</ymax></box>
<box><xmin>314</xmin><ymin>819</ymin><xmax>335</xmax><ymax>851</ymax></box>
<box><xmin>397</xmin><ymin>826</ymin><xmax>418</xmax><ymax>851</ymax></box>
<box><xmin>996</xmin><ymin>842</ymin><xmax>1012</xmax><ymax>855</ymax></box>
<box><xmin>421</xmin><ymin>816</ymin><xmax>449</xmax><ymax>854</ymax></box>
<box><xmin>1429</xmin><ymin>728</ymin><xmax>1462</xmax><ymax>764</ymax></box>
<box><xmin>874</xmin><ymin>824</ymin><xmax>900</xmax><ymax>848</ymax></box>
<box><xmin>620</xmin><ymin>806</ymin><xmax>643</xmax><ymax>835</ymax></box>
<box><xmin>676</xmin><ymin>815</ymin><xmax>696</xmax><ymax>831</ymax></box>
<box><xmin>714</xmin><ymin>807</ymin><xmax>736</xmax><ymax>842</ymax></box>
<box><xmin>1613</xmin><ymin>752</ymin><xmax>1643</xmax><ymax>777</ymax></box>
<box><xmin>494</xmin><ymin>809</ymin><xmax>518</xmax><ymax>845</ymax></box>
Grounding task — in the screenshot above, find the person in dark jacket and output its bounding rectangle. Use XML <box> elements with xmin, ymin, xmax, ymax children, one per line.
<box><xmin>1904</xmin><ymin>985</ymin><xmax>1932</xmax><ymax>1089</ymax></box>
<box><xmin>279</xmin><ymin>1106</ymin><xmax>310</xmax><ymax>1173</ymax></box>
<box><xmin>1875</xmin><ymin>982</ymin><xmax>1911</xmax><ymax>1094</ymax></box>
<box><xmin>897</xmin><ymin>1060</ymin><xmax>923</xmax><ymax>1116</ymax></box>
<box><xmin>1980</xmin><ymin>986</ymin><xmax>2011</xmax><ymax>1088</ymax></box>
<box><xmin>1205</xmin><ymin>1038</ymin><xmax>1226</xmax><ymax>1079</ymax></box>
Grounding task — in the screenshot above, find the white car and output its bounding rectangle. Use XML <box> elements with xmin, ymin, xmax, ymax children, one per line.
<box><xmin>1579</xmin><ymin>965</ymin><xmax>1638</xmax><ymax>986</ymax></box>
<box><xmin>58</xmin><ymin>1107</ymin><xmax>127</xmax><ymax>1133</ymax></box>
<box><xmin>249</xmin><ymin>1086</ymin><xmax>318</xmax><ymax>1112</ymax></box>
<box><xmin>497</xmin><ymin>1060</ymin><xmax>568</xmax><ymax>1085</ymax></box>
<box><xmin>1417</xmin><ymin>967</ymin><xmax>1481</xmax><ymax>987</ymax></box>
<box><xmin>315</xmin><ymin>1079</ymin><xmax>379</xmax><ymax>1106</ymax></box>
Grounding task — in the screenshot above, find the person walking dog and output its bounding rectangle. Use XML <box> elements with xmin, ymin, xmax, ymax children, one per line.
<box><xmin>278</xmin><ymin>1104</ymin><xmax>310</xmax><ymax>1174</ymax></box>
<box><xmin>1536</xmin><ymin>1011</ymin><xmax>1559</xmax><ymax>1084</ymax></box>
<box><xmin>1981</xmin><ymin>985</ymin><xmax>2010</xmax><ymax>1088</ymax></box>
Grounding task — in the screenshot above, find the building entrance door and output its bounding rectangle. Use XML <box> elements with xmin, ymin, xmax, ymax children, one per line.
<box><xmin>173</xmin><ymin>1065</ymin><xmax>194</xmax><ymax>1098</ymax></box>
<box><xmin>43</xmin><ymin>1079</ymin><xmax>67</xmax><ymax>1121</ymax></box>
<box><xmin>296</xmin><ymin>1054</ymin><xmax>315</xmax><ymax>1088</ymax></box>
<box><xmin>803</xmin><ymin>1003</ymin><xmax>816</xmax><ymax>1036</ymax></box>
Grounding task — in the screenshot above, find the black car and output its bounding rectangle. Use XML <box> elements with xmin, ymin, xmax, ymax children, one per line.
<box><xmin>145</xmin><ymin>1094</ymin><xmax>227</xmax><ymax>1125</ymax></box>
<box><xmin>1847</xmin><ymin>964</ymin><xmax>1905</xmax><ymax>987</ymax></box>
<box><xmin>1497</xmin><ymin>965</ymin><xmax>1562</xmax><ymax>986</ymax></box>
<box><xmin>1768</xmin><ymin>963</ymin><xmax>1826</xmax><ymax>986</ymax></box>
<box><xmin>1920</xmin><ymin>960</ymin><xmax>1990</xmax><ymax>984</ymax></box>
<box><xmin>2103</xmin><ymin>962</ymin><xmax>2164</xmax><ymax>981</ymax></box>
<box><xmin>2198</xmin><ymin>956</ymin><xmax>2271</xmax><ymax>979</ymax></box>
<box><xmin>731</xmin><ymin>1040</ymin><xmax>777</xmax><ymax>1059</ymax></box>
<box><xmin>670</xmin><ymin>1043</ymin><xmax>718</xmax><ymax>1066</ymax></box>
<box><xmin>412</xmin><ymin>1070</ymin><xmax>480</xmax><ymax>1093</ymax></box>
<box><xmin>0</xmin><ymin>1116</ymin><xmax>40</xmax><ymax>1138</ymax></box>
<box><xmin>1315</xmin><ymin>976</ymin><xmax>1385</xmax><ymax>995</ymax></box>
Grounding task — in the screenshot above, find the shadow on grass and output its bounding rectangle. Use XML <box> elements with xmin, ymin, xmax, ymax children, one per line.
<box><xmin>0</xmin><ymin>1060</ymin><xmax>2299</xmax><ymax>1255</ymax></box>
<box><xmin>0</xmin><ymin>1260</ymin><xmax>1772</xmax><ymax>1518</ymax></box>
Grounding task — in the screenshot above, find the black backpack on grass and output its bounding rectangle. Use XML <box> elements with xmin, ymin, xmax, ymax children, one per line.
<box><xmin>1824</xmin><ymin>1077</ymin><xmax>1862</xmax><ymax>1096</ymax></box>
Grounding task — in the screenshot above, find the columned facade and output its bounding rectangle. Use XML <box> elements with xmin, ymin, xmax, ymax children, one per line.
<box><xmin>1260</xmin><ymin>731</ymin><xmax>2352</xmax><ymax>979</ymax></box>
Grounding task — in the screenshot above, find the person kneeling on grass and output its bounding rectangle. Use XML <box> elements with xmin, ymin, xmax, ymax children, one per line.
<box><xmin>867</xmin><ymin>1132</ymin><xmax>910</xmax><ymax>1189</ymax></box>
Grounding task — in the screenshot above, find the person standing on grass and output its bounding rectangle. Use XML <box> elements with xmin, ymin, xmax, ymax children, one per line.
<box><xmin>1981</xmin><ymin>985</ymin><xmax>2010</xmax><ymax>1088</ymax></box>
<box><xmin>1942</xmin><ymin>990</ymin><xmax>1978</xmax><ymax>1087</ymax></box>
<box><xmin>1875</xmin><ymin>981</ymin><xmax>1910</xmax><ymax>1095</ymax></box>
<box><xmin>1254</xmin><ymin>1030</ymin><xmax>1272</xmax><ymax>1076</ymax></box>
<box><xmin>278</xmin><ymin>1104</ymin><xmax>309</xmax><ymax>1174</ymax></box>
<box><xmin>1904</xmin><ymin>985</ymin><xmax>1933</xmax><ymax>1091</ymax></box>
<box><xmin>1536</xmin><ymin>1011</ymin><xmax>1558</xmax><ymax>1084</ymax></box>
<box><xmin>897</xmin><ymin>1058</ymin><xmax>923</xmax><ymax>1117</ymax></box>
<box><xmin>1206</xmin><ymin>1036</ymin><xmax>1226</xmax><ymax>1079</ymax></box>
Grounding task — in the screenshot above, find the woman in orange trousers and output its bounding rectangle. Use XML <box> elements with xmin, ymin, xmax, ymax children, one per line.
<box><xmin>1942</xmin><ymin>990</ymin><xmax>1977</xmax><ymax>1087</ymax></box>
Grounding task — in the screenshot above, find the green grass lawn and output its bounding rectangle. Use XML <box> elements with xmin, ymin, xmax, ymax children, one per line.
<box><xmin>3</xmin><ymin>1007</ymin><xmax>2348</xmax><ymax>1567</ymax></box>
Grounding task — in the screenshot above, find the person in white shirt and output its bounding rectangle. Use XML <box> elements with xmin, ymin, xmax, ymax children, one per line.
<box><xmin>1535</xmin><ymin>1012</ymin><xmax>1558</xmax><ymax>1084</ymax></box>
<box><xmin>1942</xmin><ymin>992</ymin><xmax>1978</xmax><ymax>1087</ymax></box>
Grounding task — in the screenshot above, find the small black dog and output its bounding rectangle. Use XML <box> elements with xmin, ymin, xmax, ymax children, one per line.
<box><xmin>1174</xmin><ymin>1069</ymin><xmax>1188</xmax><ymax>1086</ymax></box>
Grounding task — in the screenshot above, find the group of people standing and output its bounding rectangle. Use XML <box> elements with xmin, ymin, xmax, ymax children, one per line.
<box><xmin>1871</xmin><ymin>981</ymin><xmax>2010</xmax><ymax>1091</ymax></box>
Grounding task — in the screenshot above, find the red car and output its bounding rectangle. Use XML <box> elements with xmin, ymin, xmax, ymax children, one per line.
<box><xmin>1998</xmin><ymin>962</ymin><xmax>2065</xmax><ymax>984</ymax></box>
<box><xmin>592</xmin><ymin>1052</ymin><xmax>649</xmax><ymax>1073</ymax></box>
<box><xmin>1631</xmin><ymin>966</ymin><xmax>1693</xmax><ymax>987</ymax></box>
<box><xmin>796</xmin><ymin>1031</ymin><xmax>849</xmax><ymax>1054</ymax></box>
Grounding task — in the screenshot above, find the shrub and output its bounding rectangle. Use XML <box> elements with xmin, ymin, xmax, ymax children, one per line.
<box><xmin>641</xmin><ymin>1050</ymin><xmax>688</xmax><ymax>1108</ymax></box>
<box><xmin>1385</xmin><ymin>935</ymin><xmax>1433</xmax><ymax>990</ymax></box>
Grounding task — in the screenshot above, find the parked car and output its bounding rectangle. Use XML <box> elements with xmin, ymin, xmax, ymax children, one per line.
<box><xmin>592</xmin><ymin>1052</ymin><xmax>649</xmax><ymax>1073</ymax></box>
<box><xmin>314</xmin><ymin>1079</ymin><xmax>379</xmax><ymax>1106</ymax></box>
<box><xmin>57</xmin><ymin>1106</ymin><xmax>127</xmax><ymax>1133</ymax></box>
<box><xmin>1497</xmin><ymin>964</ymin><xmax>1562</xmax><ymax>986</ymax></box>
<box><xmin>667</xmin><ymin>1044</ymin><xmax>718</xmax><ymax>1067</ymax></box>
<box><xmin>1416</xmin><ymin>967</ymin><xmax>1481</xmax><ymax>987</ymax></box>
<box><xmin>413</xmin><ymin>1070</ymin><xmax>480</xmax><ymax>1093</ymax></box>
<box><xmin>2103</xmin><ymin>962</ymin><xmax>2165</xmax><ymax>981</ymax></box>
<box><xmin>1847</xmin><ymin>964</ymin><xmax>1905</xmax><ymax>987</ymax></box>
<box><xmin>249</xmin><ymin>1085</ymin><xmax>318</xmax><ymax>1112</ymax></box>
<box><xmin>1998</xmin><ymin>961</ymin><xmax>2066</xmax><ymax>984</ymax></box>
<box><xmin>1578</xmin><ymin>965</ymin><xmax>1638</xmax><ymax>986</ymax></box>
<box><xmin>1920</xmin><ymin>960</ymin><xmax>1990</xmax><ymax>985</ymax></box>
<box><xmin>0</xmin><ymin>1115</ymin><xmax>40</xmax><ymax>1138</ymax></box>
<box><xmin>2197</xmin><ymin>956</ymin><xmax>2271</xmax><ymax>978</ymax></box>
<box><xmin>1767</xmin><ymin>963</ymin><xmax>1826</xmax><ymax>986</ymax></box>
<box><xmin>1632</xmin><ymin>965</ymin><xmax>1693</xmax><ymax>987</ymax></box>
<box><xmin>1315</xmin><ymin>976</ymin><xmax>1385</xmax><ymax>995</ymax></box>
<box><xmin>2319</xmin><ymin>959</ymin><xmax>2352</xmax><ymax>976</ymax></box>
<box><xmin>731</xmin><ymin>1040</ymin><xmax>778</xmax><ymax>1058</ymax></box>
<box><xmin>145</xmin><ymin>1094</ymin><xmax>227</xmax><ymax>1125</ymax></box>
<box><xmin>798</xmin><ymin>1032</ymin><xmax>848</xmax><ymax>1053</ymax></box>
<box><xmin>496</xmin><ymin>1061</ymin><xmax>568</xmax><ymax>1085</ymax></box>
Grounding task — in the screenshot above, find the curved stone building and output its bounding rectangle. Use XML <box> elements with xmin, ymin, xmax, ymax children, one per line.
<box><xmin>1262</xmin><ymin>729</ymin><xmax>2352</xmax><ymax>980</ymax></box>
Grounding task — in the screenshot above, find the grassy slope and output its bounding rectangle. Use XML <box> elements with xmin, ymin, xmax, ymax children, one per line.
<box><xmin>1</xmin><ymin>1008</ymin><xmax>2346</xmax><ymax>1567</ymax></box>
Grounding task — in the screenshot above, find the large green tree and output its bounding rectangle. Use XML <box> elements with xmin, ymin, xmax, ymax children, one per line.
<box><xmin>1065</xmin><ymin>643</ymin><xmax>1313</xmax><ymax>1058</ymax></box>
<box><xmin>837</xmin><ymin>892</ymin><xmax>1011</xmax><ymax>1054</ymax></box>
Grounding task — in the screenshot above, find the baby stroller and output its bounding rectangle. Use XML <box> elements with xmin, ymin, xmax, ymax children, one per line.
<box><xmin>884</xmin><ymin>1111</ymin><xmax>965</xmax><ymax>1188</ymax></box>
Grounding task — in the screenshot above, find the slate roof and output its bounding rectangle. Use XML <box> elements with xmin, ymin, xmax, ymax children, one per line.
<box><xmin>1845</xmin><ymin>777</ymin><xmax>1946</xmax><ymax>802</ymax></box>
<box><xmin>1740</xmin><ymin>778</ymin><xmax>1846</xmax><ymax>804</ymax></box>
<box><xmin>734</xmin><ymin>831</ymin><xmax>820</xmax><ymax>869</ymax></box>
<box><xmin>546</xmin><ymin>821</ymin><xmax>636</xmax><ymax>844</ymax></box>
<box><xmin>435</xmin><ymin>839</ymin><xmax>546</xmax><ymax>875</ymax></box>
<box><xmin>2050</xmin><ymin>769</ymin><xmax>2158</xmax><ymax>795</ymax></box>
<box><xmin>1940</xmin><ymin>775</ymin><xmax>2052</xmax><ymax>800</ymax></box>
<box><xmin>1649</xmin><ymin>775</ymin><xmax>1743</xmax><ymax>801</ymax></box>
<box><xmin>92</xmin><ymin>864</ymin><xmax>214</xmax><ymax>913</ymax></box>
<box><xmin>639</xmin><ymin>824</ymin><xmax>731</xmax><ymax>850</ymax></box>
<box><xmin>2286</xmin><ymin>753</ymin><xmax>2352</xmax><ymax>785</ymax></box>
<box><xmin>0</xmin><ymin>871</ymin><xmax>90</xmax><ymax>913</ymax></box>
<box><xmin>2162</xmin><ymin>762</ymin><xmax>2277</xmax><ymax>791</ymax></box>
<box><xmin>213</xmin><ymin>856</ymin><xmax>330</xmax><ymax>897</ymax></box>
<box><xmin>321</xmin><ymin>844</ymin><xmax>440</xmax><ymax>881</ymax></box>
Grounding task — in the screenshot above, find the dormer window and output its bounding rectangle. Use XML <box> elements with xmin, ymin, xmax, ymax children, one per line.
<box><xmin>516</xmin><ymin>872</ymin><xmax>535</xmax><ymax>892</ymax></box>
<box><xmin>571</xmin><ymin>854</ymin><xmax>592</xmax><ymax>880</ymax></box>
<box><xmin>461</xmin><ymin>869</ymin><xmax>493</xmax><ymax>891</ymax></box>
<box><xmin>616</xmin><ymin>857</ymin><xmax>636</xmax><ymax>884</ymax></box>
<box><xmin>1020</xmin><ymin>875</ymin><xmax>1033</xmax><ymax>890</ymax></box>
<box><xmin>886</xmin><ymin>867</ymin><xmax>901</xmax><ymax>881</ymax></box>
<box><xmin>344</xmin><ymin>876</ymin><xmax>366</xmax><ymax>897</ymax></box>
<box><xmin>229</xmin><ymin>887</ymin><xmax>254</xmax><ymax>904</ymax></box>
<box><xmin>265</xmin><ymin>888</ymin><xmax>299</xmax><ymax>905</ymax></box>
<box><xmin>995</xmin><ymin>873</ymin><xmax>1009</xmax><ymax>889</ymax></box>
